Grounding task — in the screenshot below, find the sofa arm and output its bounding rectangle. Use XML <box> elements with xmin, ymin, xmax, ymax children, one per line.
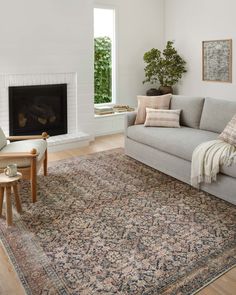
<box><xmin>125</xmin><ymin>112</ymin><xmax>137</xmax><ymax>129</ymax></box>
<box><xmin>124</xmin><ymin>112</ymin><xmax>137</xmax><ymax>136</ymax></box>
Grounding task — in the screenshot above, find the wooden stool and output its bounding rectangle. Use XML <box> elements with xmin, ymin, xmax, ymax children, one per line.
<box><xmin>0</xmin><ymin>173</ymin><xmax>22</xmax><ymax>226</ymax></box>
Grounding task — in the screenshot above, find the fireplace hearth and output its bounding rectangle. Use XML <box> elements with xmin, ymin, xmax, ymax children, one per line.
<box><xmin>9</xmin><ymin>84</ymin><xmax>67</xmax><ymax>136</ymax></box>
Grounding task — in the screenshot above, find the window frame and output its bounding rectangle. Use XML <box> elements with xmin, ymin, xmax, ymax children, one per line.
<box><xmin>94</xmin><ymin>5</ymin><xmax>117</xmax><ymax>106</ymax></box>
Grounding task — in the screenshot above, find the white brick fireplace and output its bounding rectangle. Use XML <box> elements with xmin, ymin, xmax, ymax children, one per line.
<box><xmin>0</xmin><ymin>72</ymin><xmax>92</xmax><ymax>152</ymax></box>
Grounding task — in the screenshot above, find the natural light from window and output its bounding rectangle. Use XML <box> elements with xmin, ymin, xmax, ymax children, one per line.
<box><xmin>94</xmin><ymin>8</ymin><xmax>114</xmax><ymax>39</ymax></box>
<box><xmin>94</xmin><ymin>8</ymin><xmax>116</xmax><ymax>105</ymax></box>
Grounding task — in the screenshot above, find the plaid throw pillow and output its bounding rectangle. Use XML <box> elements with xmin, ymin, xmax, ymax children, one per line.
<box><xmin>144</xmin><ymin>108</ymin><xmax>181</xmax><ymax>127</ymax></box>
<box><xmin>219</xmin><ymin>114</ymin><xmax>236</xmax><ymax>146</ymax></box>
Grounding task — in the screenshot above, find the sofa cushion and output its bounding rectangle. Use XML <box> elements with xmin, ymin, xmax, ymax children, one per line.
<box><xmin>0</xmin><ymin>139</ymin><xmax>47</xmax><ymax>168</ymax></box>
<box><xmin>127</xmin><ymin>125</ymin><xmax>218</xmax><ymax>161</ymax></box>
<box><xmin>170</xmin><ymin>95</ymin><xmax>205</xmax><ymax>128</ymax></box>
<box><xmin>200</xmin><ymin>97</ymin><xmax>236</xmax><ymax>133</ymax></box>
<box><xmin>220</xmin><ymin>165</ymin><xmax>236</xmax><ymax>178</ymax></box>
<box><xmin>0</xmin><ymin>127</ymin><xmax>7</xmax><ymax>150</ymax></box>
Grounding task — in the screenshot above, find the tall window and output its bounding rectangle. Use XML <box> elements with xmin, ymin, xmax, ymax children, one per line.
<box><xmin>94</xmin><ymin>7</ymin><xmax>116</xmax><ymax>104</ymax></box>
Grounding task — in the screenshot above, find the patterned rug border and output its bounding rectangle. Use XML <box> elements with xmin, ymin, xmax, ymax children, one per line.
<box><xmin>192</xmin><ymin>263</ymin><xmax>236</xmax><ymax>295</ymax></box>
<box><xmin>0</xmin><ymin>231</ymin><xmax>32</xmax><ymax>295</ymax></box>
<box><xmin>0</xmin><ymin>148</ymin><xmax>235</xmax><ymax>294</ymax></box>
<box><xmin>150</xmin><ymin>244</ymin><xmax>236</xmax><ymax>294</ymax></box>
<box><xmin>0</xmin><ymin>218</ymin><xmax>69</xmax><ymax>295</ymax></box>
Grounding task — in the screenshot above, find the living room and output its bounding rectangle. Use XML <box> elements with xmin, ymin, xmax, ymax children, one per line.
<box><xmin>0</xmin><ymin>0</ymin><xmax>235</xmax><ymax>294</ymax></box>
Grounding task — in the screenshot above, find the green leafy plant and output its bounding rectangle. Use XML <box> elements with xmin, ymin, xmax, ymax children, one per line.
<box><xmin>143</xmin><ymin>41</ymin><xmax>187</xmax><ymax>87</ymax></box>
<box><xmin>94</xmin><ymin>37</ymin><xmax>112</xmax><ymax>104</ymax></box>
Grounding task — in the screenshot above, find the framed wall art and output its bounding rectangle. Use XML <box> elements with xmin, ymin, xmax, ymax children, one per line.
<box><xmin>202</xmin><ymin>39</ymin><xmax>232</xmax><ymax>82</ymax></box>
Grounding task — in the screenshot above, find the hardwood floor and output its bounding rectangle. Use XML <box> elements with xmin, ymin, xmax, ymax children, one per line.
<box><xmin>0</xmin><ymin>133</ymin><xmax>235</xmax><ymax>295</ymax></box>
<box><xmin>48</xmin><ymin>133</ymin><xmax>124</xmax><ymax>163</ymax></box>
<box><xmin>0</xmin><ymin>243</ymin><xmax>25</xmax><ymax>295</ymax></box>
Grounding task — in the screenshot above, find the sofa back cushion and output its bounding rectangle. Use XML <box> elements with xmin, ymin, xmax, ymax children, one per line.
<box><xmin>170</xmin><ymin>95</ymin><xmax>205</xmax><ymax>128</ymax></box>
<box><xmin>200</xmin><ymin>97</ymin><xmax>236</xmax><ymax>133</ymax></box>
<box><xmin>0</xmin><ymin>127</ymin><xmax>7</xmax><ymax>150</ymax></box>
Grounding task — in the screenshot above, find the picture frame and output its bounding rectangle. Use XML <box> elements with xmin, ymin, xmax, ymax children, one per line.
<box><xmin>202</xmin><ymin>39</ymin><xmax>232</xmax><ymax>83</ymax></box>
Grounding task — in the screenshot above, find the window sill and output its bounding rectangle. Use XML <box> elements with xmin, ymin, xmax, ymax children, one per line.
<box><xmin>94</xmin><ymin>102</ymin><xmax>114</xmax><ymax>107</ymax></box>
<box><xmin>94</xmin><ymin>111</ymin><xmax>129</xmax><ymax>118</ymax></box>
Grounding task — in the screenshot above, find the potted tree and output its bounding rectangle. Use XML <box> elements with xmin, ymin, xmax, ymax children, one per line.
<box><xmin>143</xmin><ymin>41</ymin><xmax>187</xmax><ymax>95</ymax></box>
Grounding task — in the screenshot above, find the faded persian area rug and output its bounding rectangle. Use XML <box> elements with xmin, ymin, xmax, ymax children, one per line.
<box><xmin>0</xmin><ymin>149</ymin><xmax>236</xmax><ymax>295</ymax></box>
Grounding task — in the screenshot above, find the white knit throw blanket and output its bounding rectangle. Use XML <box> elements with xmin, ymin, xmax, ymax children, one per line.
<box><xmin>191</xmin><ymin>139</ymin><xmax>236</xmax><ymax>188</ymax></box>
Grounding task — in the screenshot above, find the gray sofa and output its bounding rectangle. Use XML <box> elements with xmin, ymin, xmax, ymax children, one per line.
<box><xmin>125</xmin><ymin>95</ymin><xmax>236</xmax><ymax>205</ymax></box>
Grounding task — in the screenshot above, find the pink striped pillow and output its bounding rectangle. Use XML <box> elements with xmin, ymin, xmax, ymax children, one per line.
<box><xmin>144</xmin><ymin>108</ymin><xmax>181</xmax><ymax>127</ymax></box>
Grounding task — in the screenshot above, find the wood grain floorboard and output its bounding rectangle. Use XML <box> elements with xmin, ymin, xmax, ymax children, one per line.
<box><xmin>0</xmin><ymin>133</ymin><xmax>235</xmax><ymax>294</ymax></box>
<box><xmin>0</xmin><ymin>242</ymin><xmax>25</xmax><ymax>295</ymax></box>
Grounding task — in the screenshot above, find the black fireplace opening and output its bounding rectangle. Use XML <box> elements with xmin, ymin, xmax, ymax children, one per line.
<box><xmin>9</xmin><ymin>84</ymin><xmax>67</xmax><ymax>136</ymax></box>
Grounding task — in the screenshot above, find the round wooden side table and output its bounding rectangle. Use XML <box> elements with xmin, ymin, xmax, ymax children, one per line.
<box><xmin>0</xmin><ymin>172</ymin><xmax>22</xmax><ymax>226</ymax></box>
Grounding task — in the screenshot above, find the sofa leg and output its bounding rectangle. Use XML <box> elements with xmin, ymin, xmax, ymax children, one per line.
<box><xmin>44</xmin><ymin>149</ymin><xmax>48</xmax><ymax>176</ymax></box>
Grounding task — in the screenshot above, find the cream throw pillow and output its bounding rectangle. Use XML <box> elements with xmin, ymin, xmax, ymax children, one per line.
<box><xmin>144</xmin><ymin>108</ymin><xmax>181</xmax><ymax>127</ymax></box>
<box><xmin>219</xmin><ymin>114</ymin><xmax>236</xmax><ymax>146</ymax></box>
<box><xmin>134</xmin><ymin>94</ymin><xmax>172</xmax><ymax>125</ymax></box>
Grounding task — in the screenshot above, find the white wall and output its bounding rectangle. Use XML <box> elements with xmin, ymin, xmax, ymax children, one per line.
<box><xmin>0</xmin><ymin>0</ymin><xmax>94</xmax><ymax>134</ymax></box>
<box><xmin>0</xmin><ymin>0</ymin><xmax>164</xmax><ymax>137</ymax></box>
<box><xmin>3</xmin><ymin>0</ymin><xmax>236</xmax><ymax>137</ymax></box>
<box><xmin>95</xmin><ymin>0</ymin><xmax>164</xmax><ymax>106</ymax></box>
<box><xmin>164</xmin><ymin>0</ymin><xmax>236</xmax><ymax>101</ymax></box>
